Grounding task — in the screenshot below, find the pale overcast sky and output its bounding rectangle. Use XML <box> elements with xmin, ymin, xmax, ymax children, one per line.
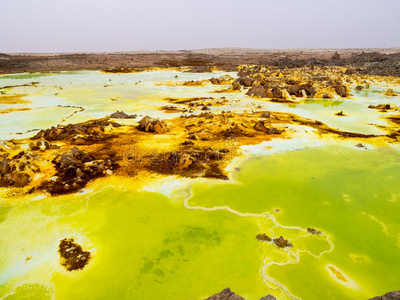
<box><xmin>1</xmin><ymin>0</ymin><xmax>399</xmax><ymax>53</ymax></box>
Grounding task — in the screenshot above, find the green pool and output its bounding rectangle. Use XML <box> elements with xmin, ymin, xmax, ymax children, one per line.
<box><xmin>1</xmin><ymin>145</ymin><xmax>399</xmax><ymax>299</ymax></box>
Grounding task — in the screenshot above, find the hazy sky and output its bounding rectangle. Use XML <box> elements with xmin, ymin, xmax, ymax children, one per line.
<box><xmin>1</xmin><ymin>0</ymin><xmax>400</xmax><ymax>53</ymax></box>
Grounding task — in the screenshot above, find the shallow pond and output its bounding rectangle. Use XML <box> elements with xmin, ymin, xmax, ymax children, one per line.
<box><xmin>0</xmin><ymin>146</ymin><xmax>399</xmax><ymax>299</ymax></box>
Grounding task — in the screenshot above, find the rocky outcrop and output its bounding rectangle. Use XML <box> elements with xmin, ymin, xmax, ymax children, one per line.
<box><xmin>246</xmin><ymin>85</ymin><xmax>269</xmax><ymax>98</ymax></box>
<box><xmin>146</xmin><ymin>147</ymin><xmax>228</xmax><ymax>180</ymax></box>
<box><xmin>256</xmin><ymin>234</ymin><xmax>272</xmax><ymax>242</ymax></box>
<box><xmin>204</xmin><ymin>288</ymin><xmax>276</xmax><ymax>300</ymax></box>
<box><xmin>334</xmin><ymin>84</ymin><xmax>349</xmax><ymax>97</ymax></box>
<box><xmin>29</xmin><ymin>140</ymin><xmax>58</xmax><ymax>151</ymax></box>
<box><xmin>271</xmin><ymin>86</ymin><xmax>283</xmax><ymax>98</ymax></box>
<box><xmin>59</xmin><ymin>238</ymin><xmax>90</xmax><ymax>271</ymax></box>
<box><xmin>32</xmin><ymin>120</ymin><xmax>121</xmax><ymax>142</ymax></box>
<box><xmin>1</xmin><ymin>171</ymin><xmax>31</xmax><ymax>187</ymax></box>
<box><xmin>384</xmin><ymin>89</ymin><xmax>398</xmax><ymax>97</ymax></box>
<box><xmin>273</xmin><ymin>236</ymin><xmax>293</xmax><ymax>248</ymax></box>
<box><xmin>368</xmin><ymin>104</ymin><xmax>391</xmax><ymax>112</ymax></box>
<box><xmin>0</xmin><ymin>158</ymin><xmax>11</xmax><ymax>176</ymax></box>
<box><xmin>237</xmin><ymin>76</ymin><xmax>255</xmax><ymax>87</ymax></box>
<box><xmin>261</xmin><ymin>112</ymin><xmax>271</xmax><ymax>118</ymax></box>
<box><xmin>246</xmin><ymin>84</ymin><xmax>290</xmax><ymax>99</ymax></box>
<box><xmin>204</xmin><ymin>288</ymin><xmax>245</xmax><ymax>300</ymax></box>
<box><xmin>109</xmin><ymin>111</ymin><xmax>137</xmax><ymax>119</ymax></box>
<box><xmin>137</xmin><ymin>116</ymin><xmax>168</xmax><ymax>133</ymax></box>
<box><xmin>0</xmin><ymin>153</ymin><xmax>36</xmax><ymax>188</ymax></box>
<box><xmin>232</xmin><ymin>81</ymin><xmax>241</xmax><ymax>91</ymax></box>
<box><xmin>41</xmin><ymin>146</ymin><xmax>117</xmax><ymax>195</ymax></box>
<box><xmin>210</xmin><ymin>75</ymin><xmax>234</xmax><ymax>85</ymax></box>
<box><xmin>335</xmin><ymin>111</ymin><xmax>345</xmax><ymax>116</ymax></box>
<box><xmin>286</xmin><ymin>83</ymin><xmax>316</xmax><ymax>97</ymax></box>
<box><xmin>331</xmin><ymin>52</ymin><xmax>341</xmax><ymax>60</ymax></box>
<box><xmin>254</xmin><ymin>121</ymin><xmax>283</xmax><ymax>134</ymax></box>
<box><xmin>259</xmin><ymin>296</ymin><xmax>276</xmax><ymax>300</ymax></box>
<box><xmin>370</xmin><ymin>290</ymin><xmax>400</xmax><ymax>300</ymax></box>
<box><xmin>307</xmin><ymin>228</ymin><xmax>322</xmax><ymax>235</ymax></box>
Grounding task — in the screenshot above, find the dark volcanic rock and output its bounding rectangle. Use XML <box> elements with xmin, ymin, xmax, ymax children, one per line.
<box><xmin>369</xmin><ymin>290</ymin><xmax>400</xmax><ymax>300</ymax></box>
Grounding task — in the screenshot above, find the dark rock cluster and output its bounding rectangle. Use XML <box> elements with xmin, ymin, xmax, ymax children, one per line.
<box><xmin>145</xmin><ymin>147</ymin><xmax>229</xmax><ymax>180</ymax></box>
<box><xmin>32</xmin><ymin>120</ymin><xmax>121</xmax><ymax>143</ymax></box>
<box><xmin>0</xmin><ymin>151</ymin><xmax>39</xmax><ymax>188</ymax></box>
<box><xmin>41</xmin><ymin>146</ymin><xmax>118</xmax><ymax>195</ymax></box>
<box><xmin>59</xmin><ymin>238</ymin><xmax>90</xmax><ymax>271</ymax></box>
<box><xmin>236</xmin><ymin>65</ymin><xmax>356</xmax><ymax>100</ymax></box>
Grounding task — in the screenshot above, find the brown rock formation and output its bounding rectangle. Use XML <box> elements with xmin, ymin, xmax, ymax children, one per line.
<box><xmin>253</xmin><ymin>121</ymin><xmax>283</xmax><ymax>134</ymax></box>
<box><xmin>137</xmin><ymin>116</ymin><xmax>168</xmax><ymax>133</ymax></box>
<box><xmin>59</xmin><ymin>238</ymin><xmax>90</xmax><ymax>271</ymax></box>
<box><xmin>256</xmin><ymin>234</ymin><xmax>272</xmax><ymax>242</ymax></box>
<box><xmin>369</xmin><ymin>290</ymin><xmax>400</xmax><ymax>300</ymax></box>
<box><xmin>246</xmin><ymin>85</ymin><xmax>269</xmax><ymax>98</ymax></box>
<box><xmin>204</xmin><ymin>288</ymin><xmax>276</xmax><ymax>300</ymax></box>
<box><xmin>334</xmin><ymin>84</ymin><xmax>349</xmax><ymax>97</ymax></box>
<box><xmin>109</xmin><ymin>111</ymin><xmax>137</xmax><ymax>119</ymax></box>
<box><xmin>384</xmin><ymin>89</ymin><xmax>398</xmax><ymax>97</ymax></box>
<box><xmin>40</xmin><ymin>146</ymin><xmax>117</xmax><ymax>195</ymax></box>
<box><xmin>273</xmin><ymin>236</ymin><xmax>293</xmax><ymax>248</ymax></box>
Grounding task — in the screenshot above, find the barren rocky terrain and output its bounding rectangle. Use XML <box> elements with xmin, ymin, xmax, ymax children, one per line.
<box><xmin>1</xmin><ymin>48</ymin><xmax>400</xmax><ymax>76</ymax></box>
